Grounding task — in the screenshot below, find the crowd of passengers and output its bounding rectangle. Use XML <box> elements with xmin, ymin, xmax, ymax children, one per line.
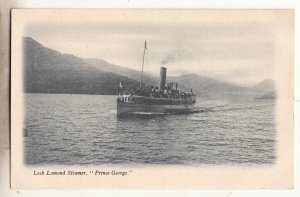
<box><xmin>118</xmin><ymin>82</ymin><xmax>194</xmax><ymax>100</ymax></box>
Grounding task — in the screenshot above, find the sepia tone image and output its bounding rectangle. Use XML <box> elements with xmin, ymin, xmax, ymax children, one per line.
<box><xmin>11</xmin><ymin>9</ymin><xmax>293</xmax><ymax>188</ymax></box>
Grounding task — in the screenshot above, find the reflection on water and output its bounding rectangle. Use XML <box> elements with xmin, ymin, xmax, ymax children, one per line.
<box><xmin>24</xmin><ymin>93</ymin><xmax>276</xmax><ymax>166</ymax></box>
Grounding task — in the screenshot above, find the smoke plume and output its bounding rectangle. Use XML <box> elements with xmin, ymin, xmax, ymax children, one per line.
<box><xmin>161</xmin><ymin>49</ymin><xmax>190</xmax><ymax>65</ymax></box>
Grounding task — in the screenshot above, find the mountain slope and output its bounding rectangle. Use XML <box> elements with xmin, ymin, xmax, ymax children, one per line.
<box><xmin>85</xmin><ymin>58</ymin><xmax>158</xmax><ymax>86</ymax></box>
<box><xmin>255</xmin><ymin>91</ymin><xmax>276</xmax><ymax>99</ymax></box>
<box><xmin>169</xmin><ymin>74</ymin><xmax>255</xmax><ymax>98</ymax></box>
<box><xmin>24</xmin><ymin>37</ymin><xmax>275</xmax><ymax>98</ymax></box>
<box><xmin>252</xmin><ymin>79</ymin><xmax>275</xmax><ymax>95</ymax></box>
<box><xmin>24</xmin><ymin>37</ymin><xmax>139</xmax><ymax>95</ymax></box>
<box><xmin>252</xmin><ymin>79</ymin><xmax>276</xmax><ymax>99</ymax></box>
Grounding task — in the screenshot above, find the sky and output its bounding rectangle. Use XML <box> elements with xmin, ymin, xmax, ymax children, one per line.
<box><xmin>24</xmin><ymin>10</ymin><xmax>277</xmax><ymax>86</ymax></box>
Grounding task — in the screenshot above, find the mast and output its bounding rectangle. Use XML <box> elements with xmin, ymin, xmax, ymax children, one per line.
<box><xmin>140</xmin><ymin>40</ymin><xmax>147</xmax><ymax>87</ymax></box>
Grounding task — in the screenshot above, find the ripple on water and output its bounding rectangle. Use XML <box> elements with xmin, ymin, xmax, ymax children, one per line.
<box><xmin>24</xmin><ymin>94</ymin><xmax>277</xmax><ymax>166</ymax></box>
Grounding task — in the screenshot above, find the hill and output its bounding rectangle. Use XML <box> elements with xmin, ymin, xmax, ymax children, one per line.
<box><xmin>23</xmin><ymin>37</ymin><xmax>276</xmax><ymax>98</ymax></box>
<box><xmin>23</xmin><ymin>37</ymin><xmax>139</xmax><ymax>95</ymax></box>
<box><xmin>168</xmin><ymin>74</ymin><xmax>255</xmax><ymax>98</ymax></box>
<box><xmin>252</xmin><ymin>79</ymin><xmax>275</xmax><ymax>95</ymax></box>
<box><xmin>84</xmin><ymin>58</ymin><xmax>158</xmax><ymax>86</ymax></box>
<box><xmin>255</xmin><ymin>91</ymin><xmax>277</xmax><ymax>100</ymax></box>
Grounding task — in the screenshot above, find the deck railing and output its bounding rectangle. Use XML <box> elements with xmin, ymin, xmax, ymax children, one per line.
<box><xmin>118</xmin><ymin>94</ymin><xmax>196</xmax><ymax>105</ymax></box>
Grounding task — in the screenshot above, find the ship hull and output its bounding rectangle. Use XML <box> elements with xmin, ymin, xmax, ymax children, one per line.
<box><xmin>117</xmin><ymin>102</ymin><xmax>196</xmax><ymax>116</ymax></box>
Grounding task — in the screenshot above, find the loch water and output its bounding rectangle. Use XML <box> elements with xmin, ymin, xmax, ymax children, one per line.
<box><xmin>24</xmin><ymin>93</ymin><xmax>276</xmax><ymax>166</ymax></box>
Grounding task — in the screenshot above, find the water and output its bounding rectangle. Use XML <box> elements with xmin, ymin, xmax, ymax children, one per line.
<box><xmin>24</xmin><ymin>93</ymin><xmax>276</xmax><ymax>166</ymax></box>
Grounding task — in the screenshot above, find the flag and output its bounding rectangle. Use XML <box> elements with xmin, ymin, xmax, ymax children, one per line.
<box><xmin>144</xmin><ymin>40</ymin><xmax>147</xmax><ymax>50</ymax></box>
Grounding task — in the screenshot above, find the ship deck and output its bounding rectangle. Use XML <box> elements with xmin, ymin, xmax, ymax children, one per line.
<box><xmin>117</xmin><ymin>95</ymin><xmax>197</xmax><ymax>116</ymax></box>
<box><xmin>117</xmin><ymin>95</ymin><xmax>196</xmax><ymax>105</ymax></box>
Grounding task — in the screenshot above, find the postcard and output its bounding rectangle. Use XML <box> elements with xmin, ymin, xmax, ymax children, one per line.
<box><xmin>10</xmin><ymin>9</ymin><xmax>294</xmax><ymax>189</ymax></box>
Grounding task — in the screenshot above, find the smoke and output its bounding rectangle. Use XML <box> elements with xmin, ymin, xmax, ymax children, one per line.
<box><xmin>161</xmin><ymin>49</ymin><xmax>190</xmax><ymax>65</ymax></box>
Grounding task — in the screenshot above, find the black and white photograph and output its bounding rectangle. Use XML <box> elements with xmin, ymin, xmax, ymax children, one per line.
<box><xmin>10</xmin><ymin>9</ymin><xmax>293</xmax><ymax>189</ymax></box>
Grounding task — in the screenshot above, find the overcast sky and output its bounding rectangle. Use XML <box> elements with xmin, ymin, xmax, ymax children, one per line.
<box><xmin>24</xmin><ymin>11</ymin><xmax>277</xmax><ymax>86</ymax></box>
